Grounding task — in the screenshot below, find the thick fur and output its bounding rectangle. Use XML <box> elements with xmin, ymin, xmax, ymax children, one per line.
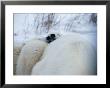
<box><xmin>16</xmin><ymin>39</ymin><xmax>48</xmax><ymax>75</ymax></box>
<box><xmin>13</xmin><ymin>42</ymin><xmax>25</xmax><ymax>74</ymax></box>
<box><xmin>31</xmin><ymin>34</ymin><xmax>97</xmax><ymax>75</ymax></box>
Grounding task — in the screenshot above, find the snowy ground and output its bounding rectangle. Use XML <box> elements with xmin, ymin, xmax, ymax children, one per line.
<box><xmin>14</xmin><ymin>13</ymin><xmax>97</xmax><ymax>46</ymax></box>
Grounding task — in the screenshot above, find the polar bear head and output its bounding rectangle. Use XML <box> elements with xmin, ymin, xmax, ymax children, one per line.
<box><xmin>33</xmin><ymin>31</ymin><xmax>62</xmax><ymax>43</ymax></box>
<box><xmin>46</xmin><ymin>32</ymin><xmax>61</xmax><ymax>43</ymax></box>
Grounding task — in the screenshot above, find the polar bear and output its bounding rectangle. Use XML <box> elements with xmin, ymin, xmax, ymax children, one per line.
<box><xmin>16</xmin><ymin>39</ymin><xmax>48</xmax><ymax>75</ymax></box>
<box><xmin>13</xmin><ymin>41</ymin><xmax>25</xmax><ymax>74</ymax></box>
<box><xmin>31</xmin><ymin>34</ymin><xmax>97</xmax><ymax>75</ymax></box>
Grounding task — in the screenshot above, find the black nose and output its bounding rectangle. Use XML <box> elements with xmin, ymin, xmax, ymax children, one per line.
<box><xmin>46</xmin><ymin>36</ymin><xmax>51</xmax><ymax>40</ymax></box>
<box><xmin>46</xmin><ymin>34</ymin><xmax>56</xmax><ymax>43</ymax></box>
<box><xmin>46</xmin><ymin>36</ymin><xmax>51</xmax><ymax>43</ymax></box>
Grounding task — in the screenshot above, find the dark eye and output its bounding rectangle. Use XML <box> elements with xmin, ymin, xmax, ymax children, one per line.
<box><xmin>50</xmin><ymin>34</ymin><xmax>55</xmax><ymax>38</ymax></box>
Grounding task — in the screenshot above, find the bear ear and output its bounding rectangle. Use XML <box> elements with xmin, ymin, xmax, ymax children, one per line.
<box><xmin>56</xmin><ymin>34</ymin><xmax>61</xmax><ymax>38</ymax></box>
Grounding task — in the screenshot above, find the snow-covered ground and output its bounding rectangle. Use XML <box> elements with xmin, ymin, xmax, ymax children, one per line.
<box><xmin>14</xmin><ymin>13</ymin><xmax>97</xmax><ymax>45</ymax></box>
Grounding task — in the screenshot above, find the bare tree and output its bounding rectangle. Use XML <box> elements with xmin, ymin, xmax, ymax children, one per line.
<box><xmin>64</xmin><ymin>15</ymin><xmax>80</xmax><ymax>32</ymax></box>
<box><xmin>42</xmin><ymin>13</ymin><xmax>61</xmax><ymax>32</ymax></box>
<box><xmin>90</xmin><ymin>13</ymin><xmax>97</xmax><ymax>25</ymax></box>
<box><xmin>23</xmin><ymin>15</ymin><xmax>30</xmax><ymax>40</ymax></box>
<box><xmin>33</xmin><ymin>13</ymin><xmax>61</xmax><ymax>34</ymax></box>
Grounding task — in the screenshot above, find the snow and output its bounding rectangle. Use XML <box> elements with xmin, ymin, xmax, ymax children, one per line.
<box><xmin>14</xmin><ymin>13</ymin><xmax>97</xmax><ymax>45</ymax></box>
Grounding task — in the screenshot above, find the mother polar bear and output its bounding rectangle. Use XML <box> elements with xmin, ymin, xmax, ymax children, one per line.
<box><xmin>31</xmin><ymin>33</ymin><xmax>97</xmax><ymax>75</ymax></box>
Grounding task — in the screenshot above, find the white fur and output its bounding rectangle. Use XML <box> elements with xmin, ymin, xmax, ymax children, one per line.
<box><xmin>16</xmin><ymin>39</ymin><xmax>48</xmax><ymax>75</ymax></box>
<box><xmin>31</xmin><ymin>34</ymin><xmax>97</xmax><ymax>75</ymax></box>
<box><xmin>13</xmin><ymin>42</ymin><xmax>25</xmax><ymax>74</ymax></box>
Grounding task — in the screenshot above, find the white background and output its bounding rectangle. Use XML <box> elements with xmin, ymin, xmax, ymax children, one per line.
<box><xmin>5</xmin><ymin>5</ymin><xmax>106</xmax><ymax>84</ymax></box>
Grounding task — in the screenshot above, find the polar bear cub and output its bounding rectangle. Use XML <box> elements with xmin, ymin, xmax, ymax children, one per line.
<box><xmin>31</xmin><ymin>34</ymin><xmax>97</xmax><ymax>75</ymax></box>
<box><xmin>16</xmin><ymin>39</ymin><xmax>48</xmax><ymax>75</ymax></box>
<box><xmin>13</xmin><ymin>41</ymin><xmax>25</xmax><ymax>74</ymax></box>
